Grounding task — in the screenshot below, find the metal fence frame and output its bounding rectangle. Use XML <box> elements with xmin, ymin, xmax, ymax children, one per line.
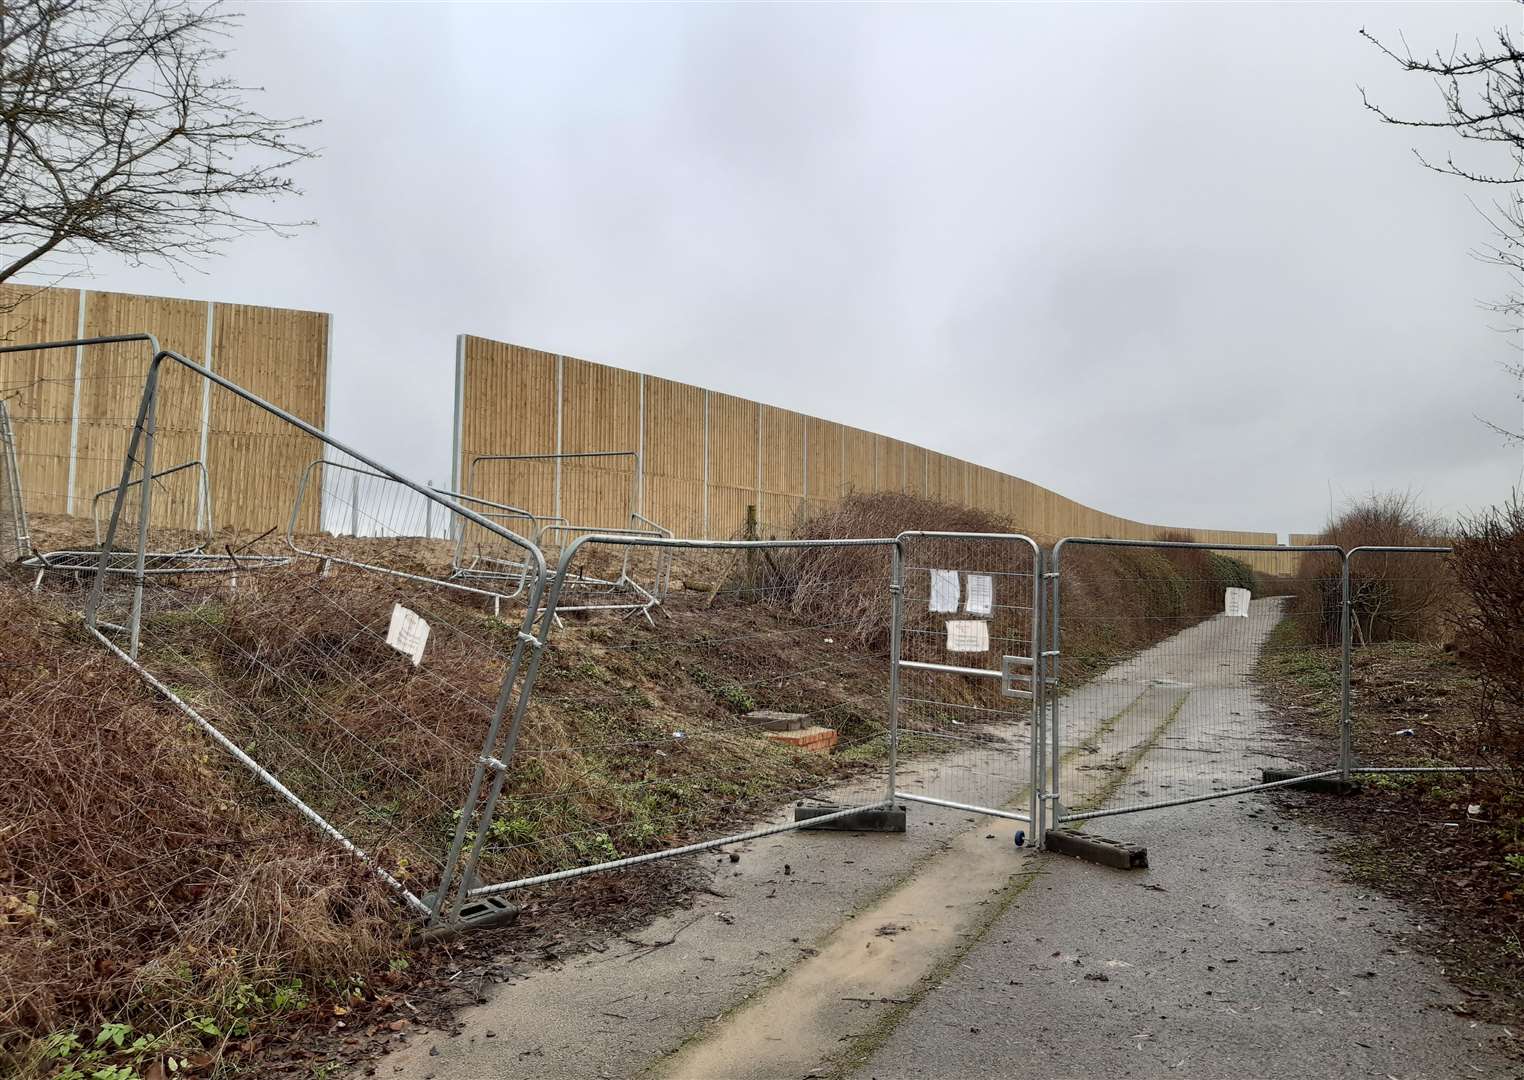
<box><xmin>456</xmin><ymin>531</ymin><xmax>903</xmax><ymax>905</ymax></box>
<box><xmin>285</xmin><ymin>457</ymin><xmax>529</xmax><ymax>605</ymax></box>
<box><xmin>1045</xmin><ymin>537</ymin><xmax>1469</xmax><ymax>829</ymax></box>
<box><xmin>89</xmin><ymin>457</ymin><xmax>212</xmax><ymax>547</ymax></box>
<box><xmin>3</xmin><ymin>336</ymin><xmax>556</xmax><ymax>926</ymax></box>
<box><xmin>1045</xmin><ymin>537</ymin><xmax>1348</xmax><ymax>828</ymax></box>
<box><xmin>458</xmin><ymin>451</ymin><xmax>672</xmax><ymax>624</ymax></box>
<box><xmin>888</xmin><ymin>530</ymin><xmax>1044</xmax><ymax>833</ymax></box>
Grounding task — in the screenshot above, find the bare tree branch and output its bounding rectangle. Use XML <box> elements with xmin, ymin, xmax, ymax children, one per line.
<box><xmin>0</xmin><ymin>0</ymin><xmax>317</xmax><ymax>293</ymax></box>
<box><xmin>1362</xmin><ymin>8</ymin><xmax>1524</xmax><ymax>446</ymax></box>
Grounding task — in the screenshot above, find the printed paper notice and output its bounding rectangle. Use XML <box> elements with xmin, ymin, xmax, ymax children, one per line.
<box><xmin>945</xmin><ymin>619</ymin><xmax>990</xmax><ymax>653</ymax></box>
<box><xmin>387</xmin><ymin>604</ymin><xmax>430</xmax><ymax>665</ymax></box>
<box><xmin>1224</xmin><ymin>588</ymin><xmax>1251</xmax><ymax>618</ymax></box>
<box><xmin>929</xmin><ymin>569</ymin><xmax>960</xmax><ymax>613</ymax></box>
<box><xmin>965</xmin><ymin>574</ymin><xmax>993</xmax><ymax>616</ymax></box>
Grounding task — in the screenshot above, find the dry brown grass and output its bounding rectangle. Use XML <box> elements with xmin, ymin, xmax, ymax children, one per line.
<box><xmin>1289</xmin><ymin>492</ymin><xmax>1453</xmax><ymax>646</ymax></box>
<box><xmin>0</xmin><ymin>585</ymin><xmax>399</xmax><ymax>1071</ymax></box>
<box><xmin>773</xmin><ymin>492</ymin><xmax>1020</xmax><ymax>651</ymax></box>
<box><xmin>760</xmin><ymin>493</ymin><xmax>1260</xmax><ymax>688</ymax></box>
<box><xmin>1451</xmin><ymin>495</ymin><xmax>1524</xmax><ymax>774</ymax></box>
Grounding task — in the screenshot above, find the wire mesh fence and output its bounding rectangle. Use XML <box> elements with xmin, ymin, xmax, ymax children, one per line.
<box><xmin>43</xmin><ymin>344</ymin><xmax>557</xmax><ymax>925</ymax></box>
<box><xmin>1048</xmin><ymin>539</ymin><xmax>1346</xmax><ymax>825</ymax></box>
<box><xmin>889</xmin><ymin>531</ymin><xmax>1041</xmax><ymax>830</ymax></box>
<box><xmin>286</xmin><ymin>457</ymin><xmax>521</xmax><ymax>608</ymax></box>
<box><xmin>0</xmin><ymin>336</ymin><xmax>196</xmax><ymax>577</ymax></box>
<box><xmin>0</xmin><ymin>333</ymin><xmax>1483</xmax><ymax>924</ymax></box>
<box><xmin>454</xmin><ymin>534</ymin><xmax>902</xmax><ymax>902</ymax></box>
<box><xmin>454</xmin><ymin>452</ymin><xmax>671</xmax><ymax>623</ymax></box>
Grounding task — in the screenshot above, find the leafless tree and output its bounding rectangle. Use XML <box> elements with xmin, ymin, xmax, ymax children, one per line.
<box><xmin>1361</xmin><ymin>10</ymin><xmax>1523</xmax><ymax>445</ymax></box>
<box><xmin>0</xmin><ymin>0</ymin><xmax>316</xmax><ymax>293</ymax></box>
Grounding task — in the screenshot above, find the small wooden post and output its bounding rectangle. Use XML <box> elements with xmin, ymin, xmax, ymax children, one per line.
<box><xmin>745</xmin><ymin>504</ymin><xmax>759</xmax><ymax>594</ymax></box>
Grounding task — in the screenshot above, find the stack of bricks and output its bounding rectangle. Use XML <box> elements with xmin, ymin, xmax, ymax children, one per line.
<box><xmin>745</xmin><ymin>710</ymin><xmax>839</xmax><ymax>755</ymax></box>
<box><xmin>763</xmin><ymin>726</ymin><xmax>839</xmax><ymax>754</ymax></box>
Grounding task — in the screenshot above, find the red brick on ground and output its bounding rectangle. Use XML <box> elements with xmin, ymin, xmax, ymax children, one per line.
<box><xmin>763</xmin><ymin>726</ymin><xmax>838</xmax><ymax>754</ymax></box>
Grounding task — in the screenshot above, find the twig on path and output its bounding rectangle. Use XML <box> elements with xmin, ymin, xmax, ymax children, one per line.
<box><xmin>623</xmin><ymin>913</ymin><xmax>706</xmax><ymax>962</ymax></box>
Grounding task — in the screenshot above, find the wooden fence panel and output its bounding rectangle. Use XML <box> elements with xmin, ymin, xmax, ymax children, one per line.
<box><xmin>2</xmin><ymin>286</ymin><xmax>328</xmax><ymax>536</ymax></box>
<box><xmin>560</xmin><ymin>356</ymin><xmax>640</xmax><ymax>528</ymax></box>
<box><xmin>642</xmin><ymin>376</ymin><xmax>706</xmax><ymax>538</ymax></box>
<box><xmin>804</xmin><ymin>416</ymin><xmax>844</xmax><ymax>519</ymax></box>
<box><xmin>842</xmin><ymin>426</ymin><xmax>875</xmax><ymax>496</ymax></box>
<box><xmin>0</xmin><ymin>285</ymin><xmax>81</xmax><ymax>515</ymax></box>
<box><xmin>903</xmin><ymin>444</ymin><xmax>928</xmax><ymax>497</ymax></box>
<box><xmin>706</xmin><ymin>390</ymin><xmax>758</xmax><ymax>539</ymax></box>
<box><xmin>875</xmin><ymin>435</ymin><xmax>906</xmax><ymax>494</ymax></box>
<box><xmin>458</xmin><ymin>337</ymin><xmax>559</xmax><ymax>522</ymax></box>
<box><xmin>759</xmin><ymin>404</ymin><xmax>805</xmax><ymax>535</ymax></box>
<box><xmin>453</xmin><ymin>334</ymin><xmax>1300</xmax><ymax>551</ymax></box>
<box><xmin>208</xmin><ymin>303</ymin><xmax>328</xmax><ymax>536</ymax></box>
<box><xmin>78</xmin><ymin>293</ymin><xmax>206</xmax><ymax>531</ymax></box>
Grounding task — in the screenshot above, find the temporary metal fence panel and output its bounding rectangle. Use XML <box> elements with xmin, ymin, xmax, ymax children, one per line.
<box><xmin>456</xmin><ymin>533</ymin><xmax>902</xmax><ymax>905</ymax></box>
<box><xmin>888</xmin><ymin>531</ymin><xmax>1042</xmax><ymax>834</ymax></box>
<box><xmin>90</xmin><ymin>458</ymin><xmax>213</xmax><ymax>548</ymax></box>
<box><xmin>286</xmin><ymin>458</ymin><xmax>535</xmax><ymax>611</ymax></box>
<box><xmin>457</xmin><ymin>451</ymin><xmax>670</xmax><ymax>622</ymax></box>
<box><xmin>1</xmin><ymin>335</ymin><xmax>166</xmax><ymax>577</ymax></box>
<box><xmin>1048</xmin><ymin>538</ymin><xmax>1347</xmax><ymax>826</ymax></box>
<box><xmin>4</xmin><ymin>337</ymin><xmax>553</xmax><ymax>927</ymax></box>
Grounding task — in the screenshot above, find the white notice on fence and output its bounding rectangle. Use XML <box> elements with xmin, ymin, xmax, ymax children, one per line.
<box><xmin>929</xmin><ymin>569</ymin><xmax>960</xmax><ymax>613</ymax></box>
<box><xmin>387</xmin><ymin>604</ymin><xmax>430</xmax><ymax>665</ymax></box>
<box><xmin>1224</xmin><ymin>587</ymin><xmax>1251</xmax><ymax>618</ymax></box>
<box><xmin>965</xmin><ymin>574</ymin><xmax>993</xmax><ymax>616</ymax></box>
<box><xmin>945</xmin><ymin>619</ymin><xmax>990</xmax><ymax>653</ymax></box>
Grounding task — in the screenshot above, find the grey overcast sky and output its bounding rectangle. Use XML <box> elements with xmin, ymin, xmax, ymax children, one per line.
<box><xmin>29</xmin><ymin>1</ymin><xmax>1522</xmax><ymax>535</ymax></box>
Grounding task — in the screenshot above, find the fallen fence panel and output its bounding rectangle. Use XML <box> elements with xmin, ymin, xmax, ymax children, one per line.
<box><xmin>3</xmin><ymin>338</ymin><xmax>553</xmax><ymax>927</ymax></box>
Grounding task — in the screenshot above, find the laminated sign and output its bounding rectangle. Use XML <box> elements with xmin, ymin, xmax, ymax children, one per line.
<box><xmin>1224</xmin><ymin>588</ymin><xmax>1251</xmax><ymax>618</ymax></box>
<box><xmin>929</xmin><ymin>569</ymin><xmax>960</xmax><ymax>613</ymax></box>
<box><xmin>945</xmin><ymin>619</ymin><xmax>990</xmax><ymax>653</ymax></box>
<box><xmin>386</xmin><ymin>604</ymin><xmax>430</xmax><ymax>665</ymax></box>
<box><xmin>965</xmin><ymin>574</ymin><xmax>993</xmax><ymax>616</ymax></box>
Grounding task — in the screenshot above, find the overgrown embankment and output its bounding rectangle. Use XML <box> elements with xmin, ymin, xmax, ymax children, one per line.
<box><xmin>0</xmin><ymin>586</ymin><xmax>400</xmax><ymax>1078</ymax></box>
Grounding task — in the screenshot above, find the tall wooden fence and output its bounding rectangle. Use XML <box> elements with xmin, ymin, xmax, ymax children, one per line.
<box><xmin>0</xmin><ymin>284</ymin><xmax>329</xmax><ymax>536</ymax></box>
<box><xmin>453</xmin><ymin>335</ymin><xmax>1294</xmax><ymax>569</ymax></box>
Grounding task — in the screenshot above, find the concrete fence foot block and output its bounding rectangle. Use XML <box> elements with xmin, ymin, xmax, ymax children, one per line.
<box><xmin>1261</xmin><ymin>767</ymin><xmax>1361</xmax><ymax>795</ymax></box>
<box><xmin>795</xmin><ymin>801</ymin><xmax>908</xmax><ymax>833</ymax></box>
<box><xmin>1044</xmin><ymin>828</ymin><xmax>1148</xmax><ymax>869</ymax></box>
<box><xmin>415</xmin><ymin>894</ymin><xmax>519</xmax><ymax>942</ymax></box>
